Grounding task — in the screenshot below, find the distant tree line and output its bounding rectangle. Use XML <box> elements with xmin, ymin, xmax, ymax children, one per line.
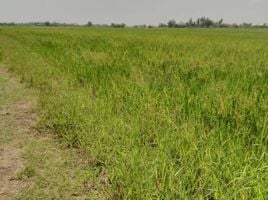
<box><xmin>86</xmin><ymin>21</ymin><xmax>126</xmax><ymax>28</ymax></box>
<box><xmin>0</xmin><ymin>21</ymin><xmax>81</xmax><ymax>27</ymax></box>
<box><xmin>0</xmin><ymin>18</ymin><xmax>267</xmax><ymax>29</ymax></box>
<box><xmin>0</xmin><ymin>21</ymin><xmax>127</xmax><ymax>28</ymax></box>
<box><xmin>158</xmin><ymin>18</ymin><xmax>268</xmax><ymax>28</ymax></box>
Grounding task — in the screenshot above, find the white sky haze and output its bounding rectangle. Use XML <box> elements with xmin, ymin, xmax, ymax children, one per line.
<box><xmin>0</xmin><ymin>0</ymin><xmax>267</xmax><ymax>25</ymax></box>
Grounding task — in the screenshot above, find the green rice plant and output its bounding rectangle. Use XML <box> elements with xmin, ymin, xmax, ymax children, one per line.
<box><xmin>0</xmin><ymin>27</ymin><xmax>267</xmax><ymax>199</ymax></box>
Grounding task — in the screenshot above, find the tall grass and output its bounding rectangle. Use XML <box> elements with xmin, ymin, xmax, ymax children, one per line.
<box><xmin>0</xmin><ymin>27</ymin><xmax>267</xmax><ymax>199</ymax></box>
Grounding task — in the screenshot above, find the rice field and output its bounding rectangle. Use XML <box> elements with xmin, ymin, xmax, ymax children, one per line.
<box><xmin>0</xmin><ymin>27</ymin><xmax>267</xmax><ymax>199</ymax></box>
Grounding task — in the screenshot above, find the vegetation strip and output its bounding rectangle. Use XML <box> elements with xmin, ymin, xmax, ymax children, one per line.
<box><xmin>0</xmin><ymin>27</ymin><xmax>267</xmax><ymax>199</ymax></box>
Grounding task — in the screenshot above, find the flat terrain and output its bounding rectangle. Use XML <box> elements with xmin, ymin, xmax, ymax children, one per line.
<box><xmin>0</xmin><ymin>27</ymin><xmax>267</xmax><ymax>199</ymax></box>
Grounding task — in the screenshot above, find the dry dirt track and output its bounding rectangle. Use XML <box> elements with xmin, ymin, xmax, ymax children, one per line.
<box><xmin>0</xmin><ymin>67</ymin><xmax>106</xmax><ymax>200</ymax></box>
<box><xmin>0</xmin><ymin>67</ymin><xmax>38</xmax><ymax>199</ymax></box>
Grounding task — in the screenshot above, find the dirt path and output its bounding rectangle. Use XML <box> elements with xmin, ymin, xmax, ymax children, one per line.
<box><xmin>0</xmin><ymin>68</ymin><xmax>31</xmax><ymax>199</ymax></box>
<box><xmin>0</xmin><ymin>67</ymin><xmax>106</xmax><ymax>199</ymax></box>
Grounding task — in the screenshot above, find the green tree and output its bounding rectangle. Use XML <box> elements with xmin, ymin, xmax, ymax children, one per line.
<box><xmin>167</xmin><ymin>19</ymin><xmax>177</xmax><ymax>28</ymax></box>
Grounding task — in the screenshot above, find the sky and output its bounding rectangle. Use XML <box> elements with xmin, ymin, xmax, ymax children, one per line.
<box><xmin>0</xmin><ymin>0</ymin><xmax>267</xmax><ymax>25</ymax></box>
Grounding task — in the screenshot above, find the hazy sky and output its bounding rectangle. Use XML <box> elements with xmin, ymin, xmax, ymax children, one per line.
<box><xmin>0</xmin><ymin>0</ymin><xmax>267</xmax><ymax>25</ymax></box>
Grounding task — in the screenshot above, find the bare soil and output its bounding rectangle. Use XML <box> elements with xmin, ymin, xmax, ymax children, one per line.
<box><xmin>0</xmin><ymin>67</ymin><xmax>107</xmax><ymax>199</ymax></box>
<box><xmin>0</xmin><ymin>68</ymin><xmax>37</xmax><ymax>199</ymax></box>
